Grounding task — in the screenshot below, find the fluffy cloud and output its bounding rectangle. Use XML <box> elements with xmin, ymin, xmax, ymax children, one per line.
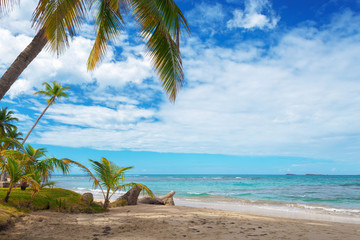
<box><xmin>227</xmin><ymin>0</ymin><xmax>279</xmax><ymax>30</ymax></box>
<box><xmin>44</xmin><ymin>103</ymin><xmax>155</xmax><ymax>129</ymax></box>
<box><xmin>28</xmin><ymin>10</ymin><xmax>360</xmax><ymax>163</ymax></box>
<box><xmin>2</xmin><ymin>2</ymin><xmax>360</xmax><ymax>164</ymax></box>
<box><xmin>186</xmin><ymin>2</ymin><xmax>225</xmax><ymax>36</ymax></box>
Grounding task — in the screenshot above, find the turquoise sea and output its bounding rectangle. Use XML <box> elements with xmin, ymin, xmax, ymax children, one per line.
<box><xmin>52</xmin><ymin>174</ymin><xmax>360</xmax><ymax>216</ymax></box>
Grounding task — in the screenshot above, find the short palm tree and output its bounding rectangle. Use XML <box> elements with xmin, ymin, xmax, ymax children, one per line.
<box><xmin>21</xmin><ymin>81</ymin><xmax>70</xmax><ymax>145</ymax></box>
<box><xmin>65</xmin><ymin>157</ymin><xmax>153</xmax><ymax>209</ymax></box>
<box><xmin>0</xmin><ymin>0</ymin><xmax>190</xmax><ymax>101</ymax></box>
<box><xmin>0</xmin><ymin>107</ymin><xmax>18</xmax><ymax>138</ymax></box>
<box><xmin>27</xmin><ymin>170</ymin><xmax>55</xmax><ymax>206</ymax></box>
<box><xmin>18</xmin><ymin>145</ymin><xmax>70</xmax><ymax>190</ymax></box>
<box><xmin>0</xmin><ymin>157</ymin><xmax>28</xmax><ymax>202</ymax></box>
<box><xmin>3</xmin><ymin>144</ymin><xmax>70</xmax><ymax>190</ymax></box>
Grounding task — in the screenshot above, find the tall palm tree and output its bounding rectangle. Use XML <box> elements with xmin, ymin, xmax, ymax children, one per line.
<box><xmin>0</xmin><ymin>0</ymin><xmax>190</xmax><ymax>101</ymax></box>
<box><xmin>21</xmin><ymin>81</ymin><xmax>70</xmax><ymax>145</ymax></box>
<box><xmin>65</xmin><ymin>157</ymin><xmax>153</xmax><ymax>209</ymax></box>
<box><xmin>0</xmin><ymin>107</ymin><xmax>18</xmax><ymax>138</ymax></box>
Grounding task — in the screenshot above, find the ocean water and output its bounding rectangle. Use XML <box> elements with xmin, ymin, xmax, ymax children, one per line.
<box><xmin>52</xmin><ymin>174</ymin><xmax>360</xmax><ymax>217</ymax></box>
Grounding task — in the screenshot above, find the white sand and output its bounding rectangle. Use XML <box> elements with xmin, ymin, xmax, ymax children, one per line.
<box><xmin>1</xmin><ymin>203</ymin><xmax>359</xmax><ymax>240</ymax></box>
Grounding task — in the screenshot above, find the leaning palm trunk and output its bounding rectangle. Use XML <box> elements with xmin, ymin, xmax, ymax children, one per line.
<box><xmin>21</xmin><ymin>98</ymin><xmax>53</xmax><ymax>145</ymax></box>
<box><xmin>18</xmin><ymin>97</ymin><xmax>52</xmax><ymax>190</ymax></box>
<box><xmin>0</xmin><ymin>29</ymin><xmax>47</xmax><ymax>100</ymax></box>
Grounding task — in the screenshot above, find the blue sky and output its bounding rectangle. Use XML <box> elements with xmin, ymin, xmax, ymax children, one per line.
<box><xmin>1</xmin><ymin>0</ymin><xmax>360</xmax><ymax>174</ymax></box>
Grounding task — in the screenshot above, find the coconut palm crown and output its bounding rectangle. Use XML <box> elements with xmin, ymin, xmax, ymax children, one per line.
<box><xmin>21</xmin><ymin>81</ymin><xmax>70</xmax><ymax>145</ymax></box>
<box><xmin>0</xmin><ymin>107</ymin><xmax>18</xmax><ymax>138</ymax></box>
<box><xmin>0</xmin><ymin>0</ymin><xmax>190</xmax><ymax>101</ymax></box>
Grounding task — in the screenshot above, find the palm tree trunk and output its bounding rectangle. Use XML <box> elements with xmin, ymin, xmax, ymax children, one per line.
<box><xmin>104</xmin><ymin>189</ymin><xmax>111</xmax><ymax>209</ymax></box>
<box><xmin>0</xmin><ymin>29</ymin><xmax>48</xmax><ymax>100</ymax></box>
<box><xmin>4</xmin><ymin>183</ymin><xmax>13</xmax><ymax>202</ymax></box>
<box><xmin>21</xmin><ymin>99</ymin><xmax>53</xmax><ymax>145</ymax></box>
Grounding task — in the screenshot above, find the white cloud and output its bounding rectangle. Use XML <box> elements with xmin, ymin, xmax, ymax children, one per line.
<box><xmin>186</xmin><ymin>2</ymin><xmax>225</xmax><ymax>36</ymax></box>
<box><xmin>0</xmin><ymin>0</ymin><xmax>37</xmax><ymax>35</ymax></box>
<box><xmin>227</xmin><ymin>0</ymin><xmax>279</xmax><ymax>30</ymax></box>
<box><xmin>6</xmin><ymin>78</ymin><xmax>34</xmax><ymax>98</ymax></box>
<box><xmin>93</xmin><ymin>53</ymin><xmax>153</xmax><ymax>89</ymax></box>
<box><xmin>2</xmin><ymin>3</ymin><xmax>360</xmax><ymax>164</ymax></box>
<box><xmin>27</xmin><ymin>11</ymin><xmax>360</xmax><ymax>163</ymax></box>
<box><xmin>44</xmin><ymin>103</ymin><xmax>155</xmax><ymax>129</ymax></box>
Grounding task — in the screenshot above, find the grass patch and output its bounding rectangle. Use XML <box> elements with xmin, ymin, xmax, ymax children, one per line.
<box><xmin>0</xmin><ymin>187</ymin><xmax>104</xmax><ymax>230</ymax></box>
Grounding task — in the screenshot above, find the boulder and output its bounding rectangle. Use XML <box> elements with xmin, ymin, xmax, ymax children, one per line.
<box><xmin>81</xmin><ymin>193</ymin><xmax>94</xmax><ymax>204</ymax></box>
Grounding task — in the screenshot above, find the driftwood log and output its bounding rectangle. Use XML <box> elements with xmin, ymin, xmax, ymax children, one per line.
<box><xmin>117</xmin><ymin>186</ymin><xmax>142</xmax><ymax>205</ymax></box>
<box><xmin>138</xmin><ymin>190</ymin><xmax>176</xmax><ymax>206</ymax></box>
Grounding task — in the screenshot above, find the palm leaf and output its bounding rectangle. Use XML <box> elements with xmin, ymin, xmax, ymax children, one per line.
<box><xmin>0</xmin><ymin>0</ymin><xmax>18</xmax><ymax>15</ymax></box>
<box><xmin>63</xmin><ymin>158</ymin><xmax>105</xmax><ymax>198</ymax></box>
<box><xmin>111</xmin><ymin>182</ymin><xmax>154</xmax><ymax>199</ymax></box>
<box><xmin>130</xmin><ymin>0</ymin><xmax>190</xmax><ymax>101</ymax></box>
<box><xmin>32</xmin><ymin>0</ymin><xmax>87</xmax><ymax>55</ymax></box>
<box><xmin>87</xmin><ymin>0</ymin><xmax>125</xmax><ymax>70</ymax></box>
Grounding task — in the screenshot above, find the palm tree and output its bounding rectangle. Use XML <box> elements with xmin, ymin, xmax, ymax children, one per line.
<box><xmin>4</xmin><ymin>128</ymin><xmax>23</xmax><ymax>149</ymax></box>
<box><xmin>27</xmin><ymin>170</ymin><xmax>55</xmax><ymax>206</ymax></box>
<box><xmin>21</xmin><ymin>81</ymin><xmax>70</xmax><ymax>145</ymax></box>
<box><xmin>17</xmin><ymin>144</ymin><xmax>70</xmax><ymax>190</ymax></box>
<box><xmin>0</xmin><ymin>0</ymin><xmax>190</xmax><ymax>101</ymax></box>
<box><xmin>65</xmin><ymin>157</ymin><xmax>153</xmax><ymax>209</ymax></box>
<box><xmin>0</xmin><ymin>107</ymin><xmax>18</xmax><ymax>138</ymax></box>
<box><xmin>0</xmin><ymin>157</ymin><xmax>28</xmax><ymax>202</ymax></box>
<box><xmin>0</xmin><ymin>107</ymin><xmax>19</xmax><ymax>181</ymax></box>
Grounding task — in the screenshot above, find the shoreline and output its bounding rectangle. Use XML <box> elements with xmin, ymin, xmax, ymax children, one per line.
<box><xmin>174</xmin><ymin>198</ymin><xmax>360</xmax><ymax>224</ymax></box>
<box><xmin>92</xmin><ymin>196</ymin><xmax>360</xmax><ymax>225</ymax></box>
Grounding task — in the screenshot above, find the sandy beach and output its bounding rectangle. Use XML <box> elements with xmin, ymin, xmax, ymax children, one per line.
<box><xmin>1</xmin><ymin>203</ymin><xmax>359</xmax><ymax>240</ymax></box>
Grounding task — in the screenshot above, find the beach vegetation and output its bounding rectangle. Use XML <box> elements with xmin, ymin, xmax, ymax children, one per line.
<box><xmin>0</xmin><ymin>187</ymin><xmax>104</xmax><ymax>229</ymax></box>
<box><xmin>65</xmin><ymin>157</ymin><xmax>154</xmax><ymax>209</ymax></box>
<box><xmin>2</xmin><ymin>144</ymin><xmax>71</xmax><ymax>192</ymax></box>
<box><xmin>0</xmin><ymin>157</ymin><xmax>28</xmax><ymax>202</ymax></box>
<box><xmin>21</xmin><ymin>81</ymin><xmax>70</xmax><ymax>145</ymax></box>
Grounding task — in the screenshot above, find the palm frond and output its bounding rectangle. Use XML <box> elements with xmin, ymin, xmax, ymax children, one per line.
<box><xmin>112</xmin><ymin>182</ymin><xmax>154</xmax><ymax>199</ymax></box>
<box><xmin>41</xmin><ymin>181</ymin><xmax>56</xmax><ymax>188</ymax></box>
<box><xmin>87</xmin><ymin>0</ymin><xmax>125</xmax><ymax>70</ymax></box>
<box><xmin>4</xmin><ymin>157</ymin><xmax>23</xmax><ymax>184</ymax></box>
<box><xmin>130</xmin><ymin>0</ymin><xmax>190</xmax><ymax>101</ymax></box>
<box><xmin>34</xmin><ymin>90</ymin><xmax>52</xmax><ymax>97</ymax></box>
<box><xmin>32</xmin><ymin>0</ymin><xmax>87</xmax><ymax>55</ymax></box>
<box><xmin>1</xmin><ymin>149</ymin><xmax>24</xmax><ymax>160</ymax></box>
<box><xmin>63</xmin><ymin>158</ymin><xmax>105</xmax><ymax>197</ymax></box>
<box><xmin>90</xmin><ymin>158</ymin><xmax>112</xmax><ymax>189</ymax></box>
<box><xmin>0</xmin><ymin>0</ymin><xmax>18</xmax><ymax>15</ymax></box>
<box><xmin>48</xmin><ymin>157</ymin><xmax>71</xmax><ymax>174</ymax></box>
<box><xmin>0</xmin><ymin>137</ymin><xmax>24</xmax><ymax>151</ymax></box>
